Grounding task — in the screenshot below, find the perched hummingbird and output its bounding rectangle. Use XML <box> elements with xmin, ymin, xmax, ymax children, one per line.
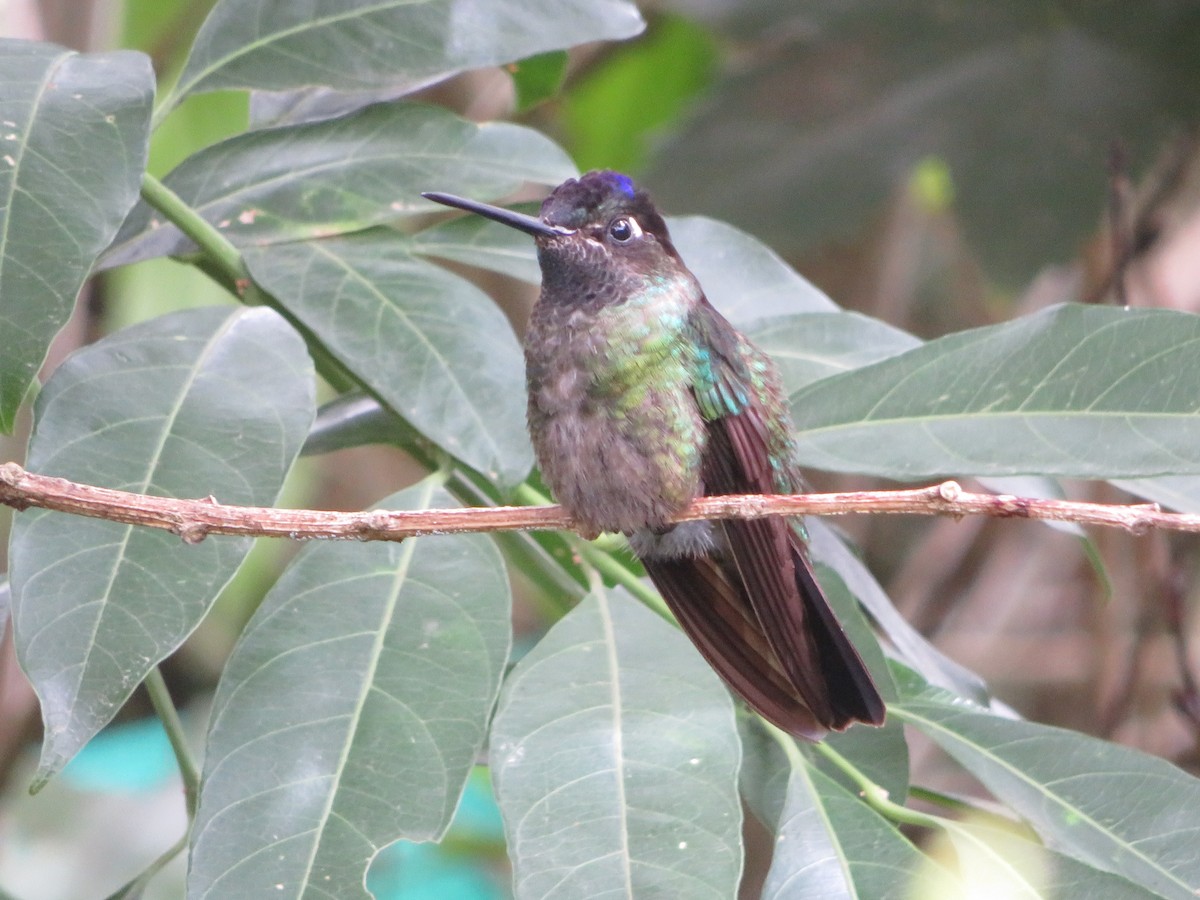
<box><xmin>423</xmin><ymin>171</ymin><xmax>884</xmax><ymax>738</ymax></box>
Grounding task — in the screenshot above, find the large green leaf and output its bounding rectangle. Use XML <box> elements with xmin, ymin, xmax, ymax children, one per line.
<box><xmin>748</xmin><ymin>312</ymin><xmax>920</xmax><ymax>394</ymax></box>
<box><xmin>669</xmin><ymin>216</ymin><xmax>839</xmax><ymax>323</ymax></box>
<box><xmin>894</xmin><ymin>679</ymin><xmax>1200</xmax><ymax>899</ymax></box>
<box><xmin>739</xmin><ymin>720</ymin><xmax>932</xmax><ymax>899</ymax></box>
<box><xmin>103</xmin><ymin>103</ymin><xmax>576</xmax><ymax>268</ymax></box>
<box><xmin>767</xmin><ymin>762</ymin><xmax>953</xmax><ymax>899</ymax></box>
<box><xmin>0</xmin><ymin>40</ymin><xmax>153</xmax><ymax>432</ymax></box>
<box><xmin>791</xmin><ymin>305</ymin><xmax>1200</xmax><ymax>479</ymax></box>
<box><xmin>245</xmin><ymin>230</ymin><xmax>532</xmax><ymax>485</ymax></box>
<box><xmin>168</xmin><ymin>0</ymin><xmax>644</xmax><ymax>106</ymax></box>
<box><xmin>490</xmin><ymin>587</ymin><xmax>742</xmax><ymax>900</ymax></box>
<box><xmin>8</xmin><ymin>307</ymin><xmax>314</xmax><ymax>782</ymax></box>
<box><xmin>189</xmin><ymin>479</ymin><xmax>510</xmax><ymax>900</ymax></box>
<box><xmin>411</xmin><ymin>207</ymin><xmax>544</xmax><ymax>284</ymax></box>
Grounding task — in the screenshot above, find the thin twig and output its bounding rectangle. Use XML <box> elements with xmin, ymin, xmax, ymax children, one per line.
<box><xmin>0</xmin><ymin>461</ymin><xmax>1192</xmax><ymax>543</ymax></box>
<box><xmin>143</xmin><ymin>667</ymin><xmax>200</xmax><ymax>818</ymax></box>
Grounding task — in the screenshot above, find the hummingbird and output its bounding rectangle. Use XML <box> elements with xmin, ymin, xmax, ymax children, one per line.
<box><xmin>423</xmin><ymin>171</ymin><xmax>884</xmax><ymax>739</ymax></box>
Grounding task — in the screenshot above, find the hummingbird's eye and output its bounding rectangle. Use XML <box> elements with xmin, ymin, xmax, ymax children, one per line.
<box><xmin>607</xmin><ymin>217</ymin><xmax>641</xmax><ymax>243</ymax></box>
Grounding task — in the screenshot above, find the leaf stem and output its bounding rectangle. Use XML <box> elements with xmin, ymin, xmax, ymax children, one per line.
<box><xmin>513</xmin><ymin>483</ymin><xmax>670</xmax><ymax>619</ymax></box>
<box><xmin>812</xmin><ymin>739</ymin><xmax>943</xmax><ymax>830</ymax></box>
<box><xmin>571</xmin><ymin>538</ymin><xmax>669</xmax><ymax>620</ymax></box>
<box><xmin>144</xmin><ymin>666</ymin><xmax>200</xmax><ymax>818</ymax></box>
<box><xmin>138</xmin><ymin>173</ymin><xmax>359</xmax><ymax>393</ymax></box>
<box><xmin>104</xmin><ymin>830</ymin><xmax>189</xmax><ymax>900</ymax></box>
<box><xmin>139</xmin><ymin>172</ymin><xmax>244</xmax><ymax>285</ymax></box>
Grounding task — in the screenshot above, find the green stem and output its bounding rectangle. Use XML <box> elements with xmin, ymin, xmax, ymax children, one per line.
<box><xmin>511</xmin><ymin>481</ymin><xmax>553</xmax><ymax>508</ymax></box>
<box><xmin>144</xmin><ymin>667</ymin><xmax>200</xmax><ymax>819</ymax></box>
<box><xmin>104</xmin><ymin>830</ymin><xmax>189</xmax><ymax>900</ymax></box>
<box><xmin>812</xmin><ymin>739</ymin><xmax>943</xmax><ymax>831</ymax></box>
<box><xmin>908</xmin><ymin>784</ymin><xmax>978</xmax><ymax>815</ymax></box>
<box><xmin>139</xmin><ymin>173</ymin><xmax>244</xmax><ymax>285</ymax></box>
<box><xmin>139</xmin><ymin>173</ymin><xmax>358</xmax><ymax>393</ymax></box>
<box><xmin>909</xmin><ymin>784</ymin><xmax>1032</xmax><ymax>834</ymax></box>
<box><xmin>572</xmin><ymin>538</ymin><xmax>669</xmax><ymax>620</ymax></box>
<box><xmin>513</xmin><ymin>483</ymin><xmax>670</xmax><ymax>618</ymax></box>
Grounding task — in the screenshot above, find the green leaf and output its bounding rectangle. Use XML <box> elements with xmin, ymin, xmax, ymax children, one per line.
<box><xmin>9</xmin><ymin>307</ymin><xmax>314</xmax><ymax>782</ymax></box>
<box><xmin>244</xmin><ymin>230</ymin><xmax>532</xmax><ymax>486</ymax></box>
<box><xmin>103</xmin><ymin>102</ymin><xmax>576</xmax><ymax>268</ymax></box>
<box><xmin>490</xmin><ymin>587</ymin><xmax>742</xmax><ymax>900</ymax></box>
<box><xmin>243</xmin><ymin>50</ymin><xmax>559</xmax><ymax>128</ymax></box>
<box><xmin>412</xmin><ymin>205</ymin><xmax>543</xmax><ymax>284</ymax></box>
<box><xmin>189</xmin><ymin>479</ymin><xmax>510</xmax><ymax>899</ymax></box>
<box><xmin>748</xmin><ymin>312</ymin><xmax>921</xmax><ymax>395</ymax></box>
<box><xmin>894</xmin><ymin>683</ymin><xmax>1200</xmax><ymax>899</ymax></box>
<box><xmin>669</xmin><ymin>216</ymin><xmax>839</xmax><ymax>323</ymax></box>
<box><xmin>510</xmin><ymin>52</ymin><xmax>568</xmax><ymax>111</ymax></box>
<box><xmin>561</xmin><ymin>13</ymin><xmax>716</xmax><ymax>173</ymax></box>
<box><xmin>739</xmin><ymin>720</ymin><xmax>951</xmax><ymax>898</ymax></box>
<box><xmin>0</xmin><ymin>39</ymin><xmax>153</xmax><ymax>432</ymax></box>
<box><xmin>766</xmin><ymin>762</ymin><xmax>954</xmax><ymax>899</ymax></box>
<box><xmin>791</xmin><ymin>305</ymin><xmax>1200</xmax><ymax>479</ymax></box>
<box><xmin>169</xmin><ymin>0</ymin><xmax>644</xmax><ymax>105</ymax></box>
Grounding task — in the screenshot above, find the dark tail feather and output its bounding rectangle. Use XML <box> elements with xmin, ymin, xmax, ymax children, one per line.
<box><xmin>790</xmin><ymin>536</ymin><xmax>886</xmax><ymax>727</ymax></box>
<box><xmin>642</xmin><ymin>553</ymin><xmax>829</xmax><ymax>740</ymax></box>
<box><xmin>693</xmin><ymin>409</ymin><xmax>884</xmax><ymax>734</ymax></box>
<box><xmin>639</xmin><ymin>533</ymin><xmax>885</xmax><ymax>738</ymax></box>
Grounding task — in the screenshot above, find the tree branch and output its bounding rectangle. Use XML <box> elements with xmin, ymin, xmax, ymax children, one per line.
<box><xmin>1</xmin><ymin>461</ymin><xmax>1193</xmax><ymax>543</ymax></box>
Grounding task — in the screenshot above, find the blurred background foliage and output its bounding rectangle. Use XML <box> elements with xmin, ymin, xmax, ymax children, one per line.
<box><xmin>1</xmin><ymin>0</ymin><xmax>1199</xmax><ymax>897</ymax></box>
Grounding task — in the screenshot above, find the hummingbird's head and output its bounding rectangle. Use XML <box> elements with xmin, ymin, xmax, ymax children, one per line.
<box><xmin>422</xmin><ymin>171</ymin><xmax>690</xmax><ymax>301</ymax></box>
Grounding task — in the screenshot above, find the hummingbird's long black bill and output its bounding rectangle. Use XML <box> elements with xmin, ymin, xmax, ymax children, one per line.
<box><xmin>421</xmin><ymin>191</ymin><xmax>574</xmax><ymax>238</ymax></box>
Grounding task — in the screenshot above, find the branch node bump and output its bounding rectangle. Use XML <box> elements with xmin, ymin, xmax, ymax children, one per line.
<box><xmin>994</xmin><ymin>495</ymin><xmax>1032</xmax><ymax>517</ymax></box>
<box><xmin>177</xmin><ymin>522</ymin><xmax>209</xmax><ymax>544</ymax></box>
<box><xmin>1128</xmin><ymin>513</ymin><xmax>1158</xmax><ymax>537</ymax></box>
<box><xmin>354</xmin><ymin>511</ymin><xmax>393</xmax><ymax>540</ymax></box>
<box><xmin>938</xmin><ymin>480</ymin><xmax>961</xmax><ymax>502</ymax></box>
<box><xmin>0</xmin><ymin>461</ymin><xmax>25</xmax><ymax>486</ymax></box>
